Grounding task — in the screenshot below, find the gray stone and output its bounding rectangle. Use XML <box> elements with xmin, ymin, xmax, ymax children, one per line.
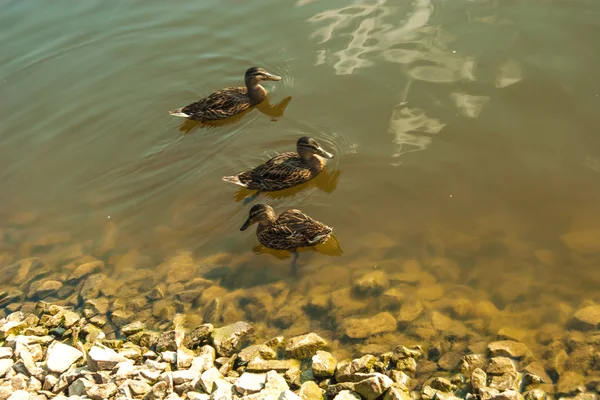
<box><xmin>285</xmin><ymin>333</ymin><xmax>327</xmax><ymax>359</ymax></box>
<box><xmin>471</xmin><ymin>368</ymin><xmax>487</xmax><ymax>392</ymax></box>
<box><xmin>238</xmin><ymin>344</ymin><xmax>277</xmax><ymax>366</ymax></box>
<box><xmin>312</xmin><ymin>350</ymin><xmax>336</xmax><ymax>378</ymax></box>
<box><xmin>161</xmin><ymin>351</ymin><xmax>177</xmax><ymax>364</ymax></box>
<box><xmin>211</xmin><ymin>321</ymin><xmax>253</xmax><ymax>357</ymax></box>
<box><xmin>234</xmin><ymin>372</ymin><xmax>266</xmax><ymax>395</ymax></box>
<box><xmin>121</xmin><ymin>321</ymin><xmax>146</xmax><ymax>336</ymax></box>
<box><xmin>190</xmin><ymin>345</ymin><xmax>216</xmax><ymax>373</ymax></box>
<box><xmin>86</xmin><ymin>382</ymin><xmax>118</xmax><ymax>400</ymax></box>
<box><xmin>0</xmin><ymin>359</ymin><xmax>13</xmax><ymax>378</ymax></box>
<box><xmin>333</xmin><ymin>390</ymin><xmax>361</xmax><ymax>400</ymax></box>
<box><xmin>128</xmin><ymin>379</ymin><xmax>152</xmax><ymax>396</ymax></box>
<box><xmin>342</xmin><ymin>312</ymin><xmax>397</xmax><ymax>339</ymax></box>
<box><xmin>88</xmin><ymin>345</ymin><xmax>128</xmax><ymax>371</ymax></box>
<box><xmin>200</xmin><ymin>367</ymin><xmax>231</xmax><ymax>394</ymax></box>
<box><xmin>299</xmin><ymin>381</ymin><xmax>322</xmax><ymax>400</ymax></box>
<box><xmin>247</xmin><ymin>357</ymin><xmax>301</xmax><ymax>373</ymax></box>
<box><xmin>68</xmin><ymin>378</ymin><xmax>93</xmax><ymax>396</ymax></box>
<box><xmin>156</xmin><ymin>329</ymin><xmax>185</xmax><ymax>353</ymax></box>
<box><xmin>486</xmin><ymin>357</ymin><xmax>516</xmax><ymax>375</ymax></box>
<box><xmin>354</xmin><ymin>373</ymin><xmax>394</xmax><ymax>400</ymax></box>
<box><xmin>172</xmin><ymin>369</ymin><xmax>197</xmax><ymax>385</ymax></box>
<box><xmin>46</xmin><ymin>342</ymin><xmax>83</xmax><ymax>373</ymax></box>
<box><xmin>262</xmin><ymin>370</ymin><xmax>290</xmax><ymax>398</ymax></box>
<box><xmin>354</xmin><ymin>271</ymin><xmax>389</xmax><ymax>294</ymax></box>
<box><xmin>177</xmin><ymin>347</ymin><xmax>195</xmax><ymax>369</ymax></box>
<box><xmin>280</xmin><ymin>390</ymin><xmax>302</xmax><ymax>400</ymax></box>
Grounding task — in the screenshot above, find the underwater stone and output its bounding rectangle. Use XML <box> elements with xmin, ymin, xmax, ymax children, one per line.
<box><xmin>573</xmin><ymin>306</ymin><xmax>600</xmax><ymax>330</ymax></box>
<box><xmin>183</xmin><ymin>323</ymin><xmax>213</xmax><ymax>349</ymax></box>
<box><xmin>486</xmin><ymin>357</ymin><xmax>516</xmax><ymax>375</ymax></box>
<box><xmin>397</xmin><ymin>299</ymin><xmax>424</xmax><ymax>323</ymax></box>
<box><xmin>211</xmin><ymin>321</ymin><xmax>253</xmax><ymax>357</ymax></box>
<box><xmin>342</xmin><ymin>312</ymin><xmax>397</xmax><ymax>339</ymax></box>
<box><xmin>354</xmin><ymin>271</ymin><xmax>390</xmax><ymax>295</ymax></box>
<box><xmin>68</xmin><ymin>261</ymin><xmax>104</xmax><ymax>282</ymax></box>
<box><xmin>285</xmin><ymin>332</ymin><xmax>327</xmax><ymax>359</ymax></box>
<box><xmin>488</xmin><ymin>340</ymin><xmax>531</xmax><ymax>360</ymax></box>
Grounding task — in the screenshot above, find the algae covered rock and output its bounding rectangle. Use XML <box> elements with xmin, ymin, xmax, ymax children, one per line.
<box><xmin>312</xmin><ymin>350</ymin><xmax>337</xmax><ymax>378</ymax></box>
<box><xmin>354</xmin><ymin>271</ymin><xmax>390</xmax><ymax>295</ymax></box>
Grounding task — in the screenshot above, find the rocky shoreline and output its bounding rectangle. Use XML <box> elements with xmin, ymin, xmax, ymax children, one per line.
<box><xmin>0</xmin><ymin>303</ymin><xmax>597</xmax><ymax>400</ymax></box>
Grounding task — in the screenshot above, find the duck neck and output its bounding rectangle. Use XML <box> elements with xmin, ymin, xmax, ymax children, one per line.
<box><xmin>246</xmin><ymin>83</ymin><xmax>267</xmax><ymax>104</ymax></box>
<box><xmin>298</xmin><ymin>150</ymin><xmax>324</xmax><ymax>171</ymax></box>
<box><xmin>256</xmin><ymin>210</ymin><xmax>277</xmax><ymax>233</ymax></box>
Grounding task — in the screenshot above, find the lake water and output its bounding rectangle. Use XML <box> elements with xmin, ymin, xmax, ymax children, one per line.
<box><xmin>2</xmin><ymin>0</ymin><xmax>600</xmax><ymax>362</ymax></box>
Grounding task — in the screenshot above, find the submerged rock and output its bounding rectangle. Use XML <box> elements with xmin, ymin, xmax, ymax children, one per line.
<box><xmin>573</xmin><ymin>306</ymin><xmax>600</xmax><ymax>330</ymax></box>
<box><xmin>183</xmin><ymin>323</ymin><xmax>214</xmax><ymax>349</ymax></box>
<box><xmin>211</xmin><ymin>321</ymin><xmax>253</xmax><ymax>357</ymax></box>
<box><xmin>342</xmin><ymin>312</ymin><xmax>397</xmax><ymax>339</ymax></box>
<box><xmin>285</xmin><ymin>333</ymin><xmax>327</xmax><ymax>359</ymax></box>
<box><xmin>488</xmin><ymin>340</ymin><xmax>532</xmax><ymax>361</ymax></box>
<box><xmin>397</xmin><ymin>299</ymin><xmax>424</xmax><ymax>323</ymax></box>
<box><xmin>354</xmin><ymin>271</ymin><xmax>390</xmax><ymax>295</ymax></box>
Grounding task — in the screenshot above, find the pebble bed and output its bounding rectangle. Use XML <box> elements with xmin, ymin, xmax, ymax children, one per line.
<box><xmin>0</xmin><ymin>302</ymin><xmax>598</xmax><ymax>400</ymax></box>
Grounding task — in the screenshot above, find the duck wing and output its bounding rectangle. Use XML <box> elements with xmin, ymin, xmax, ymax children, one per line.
<box><xmin>238</xmin><ymin>153</ymin><xmax>313</xmax><ymax>191</ymax></box>
<box><xmin>259</xmin><ymin>209</ymin><xmax>332</xmax><ymax>250</ymax></box>
<box><xmin>178</xmin><ymin>87</ymin><xmax>251</xmax><ymax>121</ymax></box>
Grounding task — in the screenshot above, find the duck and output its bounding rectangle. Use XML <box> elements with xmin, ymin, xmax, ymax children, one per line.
<box><xmin>240</xmin><ymin>203</ymin><xmax>333</xmax><ymax>270</ymax></box>
<box><xmin>169</xmin><ymin>67</ymin><xmax>282</xmax><ymax>122</ymax></box>
<box><xmin>222</xmin><ymin>137</ymin><xmax>334</xmax><ymax>196</ymax></box>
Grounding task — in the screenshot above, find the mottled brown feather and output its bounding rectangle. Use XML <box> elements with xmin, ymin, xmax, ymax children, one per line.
<box><xmin>177</xmin><ymin>87</ymin><xmax>263</xmax><ymax>122</ymax></box>
<box><xmin>236</xmin><ymin>152</ymin><xmax>324</xmax><ymax>192</ymax></box>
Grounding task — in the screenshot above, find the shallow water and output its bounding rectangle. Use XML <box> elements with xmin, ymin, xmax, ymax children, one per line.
<box><xmin>2</xmin><ymin>0</ymin><xmax>600</xmax><ymax>361</ymax></box>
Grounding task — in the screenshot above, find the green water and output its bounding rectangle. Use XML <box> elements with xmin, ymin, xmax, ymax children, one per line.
<box><xmin>2</xmin><ymin>0</ymin><xmax>600</xmax><ymax>359</ymax></box>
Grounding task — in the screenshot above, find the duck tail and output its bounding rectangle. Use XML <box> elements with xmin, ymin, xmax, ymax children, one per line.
<box><xmin>168</xmin><ymin>107</ymin><xmax>190</xmax><ymax>118</ymax></box>
<box><xmin>222</xmin><ymin>175</ymin><xmax>247</xmax><ymax>188</ymax></box>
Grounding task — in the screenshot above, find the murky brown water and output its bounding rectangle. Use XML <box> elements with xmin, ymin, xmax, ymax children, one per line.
<box><xmin>2</xmin><ymin>0</ymin><xmax>600</xmax><ymax>362</ymax></box>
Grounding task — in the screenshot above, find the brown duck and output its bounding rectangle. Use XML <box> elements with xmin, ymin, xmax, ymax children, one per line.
<box><xmin>169</xmin><ymin>67</ymin><xmax>282</xmax><ymax>122</ymax></box>
<box><xmin>222</xmin><ymin>136</ymin><xmax>334</xmax><ymax>195</ymax></box>
<box><xmin>240</xmin><ymin>203</ymin><xmax>333</xmax><ymax>270</ymax></box>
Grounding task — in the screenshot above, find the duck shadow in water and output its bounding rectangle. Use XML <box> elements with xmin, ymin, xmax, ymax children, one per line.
<box><xmin>232</xmin><ymin>168</ymin><xmax>342</xmax><ymax>204</ymax></box>
<box><xmin>177</xmin><ymin>95</ymin><xmax>293</xmax><ymax>135</ymax></box>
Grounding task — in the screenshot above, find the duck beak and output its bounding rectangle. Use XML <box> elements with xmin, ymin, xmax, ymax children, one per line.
<box><xmin>240</xmin><ymin>218</ymin><xmax>252</xmax><ymax>231</ymax></box>
<box><xmin>315</xmin><ymin>146</ymin><xmax>334</xmax><ymax>159</ymax></box>
<box><xmin>263</xmin><ymin>72</ymin><xmax>282</xmax><ymax>81</ymax></box>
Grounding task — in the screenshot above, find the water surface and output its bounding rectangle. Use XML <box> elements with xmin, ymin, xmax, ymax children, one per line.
<box><xmin>2</xmin><ymin>0</ymin><xmax>600</xmax><ymax>360</ymax></box>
